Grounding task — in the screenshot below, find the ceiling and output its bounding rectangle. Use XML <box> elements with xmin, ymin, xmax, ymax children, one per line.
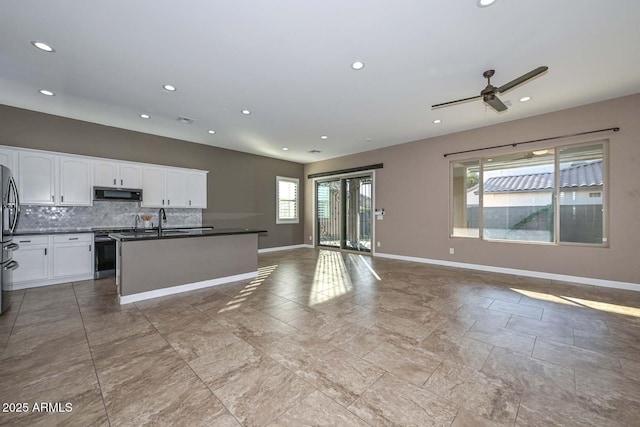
<box><xmin>1</xmin><ymin>1</ymin><xmax>639</xmax><ymax>164</ymax></box>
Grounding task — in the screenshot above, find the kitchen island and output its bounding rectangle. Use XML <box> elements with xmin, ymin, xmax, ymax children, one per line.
<box><xmin>109</xmin><ymin>228</ymin><xmax>266</xmax><ymax>304</ymax></box>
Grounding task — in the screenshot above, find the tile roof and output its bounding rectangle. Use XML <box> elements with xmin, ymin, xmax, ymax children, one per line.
<box><xmin>483</xmin><ymin>160</ymin><xmax>602</xmax><ymax>193</ymax></box>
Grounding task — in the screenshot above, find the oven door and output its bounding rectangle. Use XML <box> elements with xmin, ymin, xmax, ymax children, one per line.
<box><xmin>94</xmin><ymin>236</ymin><xmax>116</xmax><ymax>279</ymax></box>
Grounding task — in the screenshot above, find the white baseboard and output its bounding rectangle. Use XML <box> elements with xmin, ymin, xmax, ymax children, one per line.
<box><xmin>258</xmin><ymin>244</ymin><xmax>313</xmax><ymax>253</ymax></box>
<box><xmin>374</xmin><ymin>252</ymin><xmax>640</xmax><ymax>292</ymax></box>
<box><xmin>10</xmin><ymin>274</ymin><xmax>95</xmax><ymax>291</ymax></box>
<box><xmin>119</xmin><ymin>271</ymin><xmax>258</xmax><ymax>305</ymax></box>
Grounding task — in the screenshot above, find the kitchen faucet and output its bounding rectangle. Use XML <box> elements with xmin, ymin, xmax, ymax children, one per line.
<box><xmin>158</xmin><ymin>208</ymin><xmax>167</xmax><ymax>234</ymax></box>
<box><xmin>134</xmin><ymin>214</ymin><xmax>140</xmax><ymax>231</ymax></box>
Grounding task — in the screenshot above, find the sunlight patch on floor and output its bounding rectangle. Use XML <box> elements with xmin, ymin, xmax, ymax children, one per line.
<box><xmin>511</xmin><ymin>287</ymin><xmax>640</xmax><ymax>317</ymax></box>
<box><xmin>218</xmin><ymin>264</ymin><xmax>278</xmax><ymax>313</ymax></box>
<box><xmin>309</xmin><ymin>251</ymin><xmax>352</xmax><ymax>306</ymax></box>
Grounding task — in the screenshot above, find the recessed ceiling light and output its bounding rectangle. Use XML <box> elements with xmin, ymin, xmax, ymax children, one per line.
<box><xmin>282</xmin><ymin>147</ymin><xmax>289</xmax><ymax>151</ymax></box>
<box><xmin>520</xmin><ymin>96</ymin><xmax>531</xmax><ymax>102</ymax></box>
<box><xmin>320</xmin><ymin>135</ymin><xmax>328</xmax><ymax>140</ymax></box>
<box><xmin>39</xmin><ymin>89</ymin><xmax>55</xmax><ymax>96</ymax></box>
<box><xmin>140</xmin><ymin>114</ymin><xmax>150</xmax><ymax>119</ymax></box>
<box><xmin>477</xmin><ymin>0</ymin><xmax>497</xmax><ymax>7</ymax></box>
<box><xmin>351</xmin><ymin>61</ymin><xmax>365</xmax><ymax>70</ymax></box>
<box><xmin>208</xmin><ymin>130</ymin><xmax>216</xmax><ymax>134</ymax></box>
<box><xmin>31</xmin><ymin>41</ymin><xmax>55</xmax><ymax>52</ymax></box>
<box><xmin>241</xmin><ymin>109</ymin><xmax>251</xmax><ymax>115</ymax></box>
<box><xmin>163</xmin><ymin>84</ymin><xmax>177</xmax><ymax>92</ymax></box>
<box><xmin>433</xmin><ymin>119</ymin><xmax>442</xmax><ymax>124</ymax></box>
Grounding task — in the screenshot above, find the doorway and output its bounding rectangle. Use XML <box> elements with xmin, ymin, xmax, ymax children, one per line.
<box><xmin>316</xmin><ymin>175</ymin><xmax>373</xmax><ymax>252</ymax></box>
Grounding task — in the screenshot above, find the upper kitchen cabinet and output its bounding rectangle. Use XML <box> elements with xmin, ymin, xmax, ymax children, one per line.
<box><xmin>19</xmin><ymin>152</ymin><xmax>92</xmax><ymax>206</ymax></box>
<box><xmin>0</xmin><ymin>147</ymin><xmax>17</xmax><ymax>172</ymax></box>
<box><xmin>19</xmin><ymin>151</ymin><xmax>56</xmax><ymax>205</ymax></box>
<box><xmin>165</xmin><ymin>169</ymin><xmax>188</xmax><ymax>208</ymax></box>
<box><xmin>187</xmin><ymin>171</ymin><xmax>208</xmax><ymax>208</ymax></box>
<box><xmin>59</xmin><ymin>156</ymin><xmax>92</xmax><ymax>206</ymax></box>
<box><xmin>95</xmin><ymin>160</ymin><xmax>141</xmax><ymax>188</ymax></box>
<box><xmin>141</xmin><ymin>166</ymin><xmax>207</xmax><ymax>208</ymax></box>
<box><xmin>140</xmin><ymin>165</ymin><xmax>166</xmax><ymax>207</ymax></box>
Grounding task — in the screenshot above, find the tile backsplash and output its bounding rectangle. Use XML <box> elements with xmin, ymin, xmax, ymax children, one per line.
<box><xmin>17</xmin><ymin>201</ymin><xmax>202</xmax><ymax>231</ymax></box>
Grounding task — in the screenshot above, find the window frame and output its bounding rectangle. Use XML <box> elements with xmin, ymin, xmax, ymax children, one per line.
<box><xmin>276</xmin><ymin>176</ymin><xmax>300</xmax><ymax>224</ymax></box>
<box><xmin>449</xmin><ymin>140</ymin><xmax>608</xmax><ymax>247</ymax></box>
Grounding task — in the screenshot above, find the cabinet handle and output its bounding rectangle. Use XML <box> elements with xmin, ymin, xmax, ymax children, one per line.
<box><xmin>189</xmin><ymin>200</ymin><xmax>192</xmax><ymax>206</ymax></box>
<box><xmin>113</xmin><ymin>178</ymin><xmax>116</xmax><ymax>185</ymax></box>
<box><xmin>89</xmin><ymin>245</ymin><xmax>92</xmax><ymax>252</ymax></box>
<box><xmin>44</xmin><ymin>248</ymin><xmax>47</xmax><ymax>255</ymax></box>
<box><xmin>68</xmin><ymin>237</ymin><xmax>79</xmax><ymax>241</ymax></box>
<box><xmin>61</xmin><ymin>195</ymin><xmax>64</xmax><ymax>203</ymax></box>
<box><xmin>121</xmin><ymin>179</ymin><xmax>123</xmax><ymax>185</ymax></box>
<box><xmin>51</xmin><ymin>195</ymin><xmax>55</xmax><ymax>202</ymax></box>
<box><xmin>19</xmin><ymin>240</ymin><xmax>31</xmax><ymax>243</ymax></box>
<box><xmin>168</xmin><ymin>199</ymin><xmax>170</xmax><ymax>206</ymax></box>
<box><xmin>162</xmin><ymin>199</ymin><xmax>165</xmax><ymax>205</ymax></box>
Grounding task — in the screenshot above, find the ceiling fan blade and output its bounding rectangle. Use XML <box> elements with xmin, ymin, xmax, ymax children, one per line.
<box><xmin>497</xmin><ymin>66</ymin><xmax>548</xmax><ymax>94</ymax></box>
<box><xmin>484</xmin><ymin>94</ymin><xmax>508</xmax><ymax>112</ymax></box>
<box><xmin>431</xmin><ymin>95</ymin><xmax>482</xmax><ymax>109</ymax></box>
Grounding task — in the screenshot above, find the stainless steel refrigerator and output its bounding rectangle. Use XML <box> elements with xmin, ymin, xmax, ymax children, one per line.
<box><xmin>1</xmin><ymin>165</ymin><xmax>20</xmax><ymax>314</ymax></box>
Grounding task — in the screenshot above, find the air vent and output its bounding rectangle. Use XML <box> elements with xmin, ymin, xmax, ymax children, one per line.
<box><xmin>309</xmin><ymin>149</ymin><xmax>322</xmax><ymax>154</ymax></box>
<box><xmin>177</xmin><ymin>116</ymin><xmax>195</xmax><ymax>124</ymax></box>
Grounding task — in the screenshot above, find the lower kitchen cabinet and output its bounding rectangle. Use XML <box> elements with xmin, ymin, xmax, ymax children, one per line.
<box><xmin>13</xmin><ymin>236</ymin><xmax>49</xmax><ymax>284</ymax></box>
<box><xmin>12</xmin><ymin>233</ymin><xmax>94</xmax><ymax>290</ymax></box>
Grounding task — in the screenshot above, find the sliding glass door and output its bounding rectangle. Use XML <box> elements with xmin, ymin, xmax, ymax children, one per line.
<box><xmin>316</xmin><ymin>175</ymin><xmax>372</xmax><ymax>252</ymax></box>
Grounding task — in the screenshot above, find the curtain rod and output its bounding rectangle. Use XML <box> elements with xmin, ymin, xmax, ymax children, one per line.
<box><xmin>307</xmin><ymin>163</ymin><xmax>383</xmax><ymax>179</ymax></box>
<box><xmin>443</xmin><ymin>127</ymin><xmax>620</xmax><ymax>158</ymax></box>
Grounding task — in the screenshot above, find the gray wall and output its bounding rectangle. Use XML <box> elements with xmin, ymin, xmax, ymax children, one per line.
<box><xmin>0</xmin><ymin>105</ymin><xmax>304</xmax><ymax>249</ymax></box>
<box><xmin>304</xmin><ymin>93</ymin><xmax>640</xmax><ymax>285</ymax></box>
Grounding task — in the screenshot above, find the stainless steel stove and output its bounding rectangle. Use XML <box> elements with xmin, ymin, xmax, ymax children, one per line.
<box><xmin>93</xmin><ymin>227</ymin><xmax>135</xmax><ymax>279</ymax></box>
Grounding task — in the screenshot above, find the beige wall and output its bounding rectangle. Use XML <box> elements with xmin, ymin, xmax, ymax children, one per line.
<box><xmin>0</xmin><ymin>105</ymin><xmax>304</xmax><ymax>249</ymax></box>
<box><xmin>304</xmin><ymin>94</ymin><xmax>640</xmax><ymax>285</ymax></box>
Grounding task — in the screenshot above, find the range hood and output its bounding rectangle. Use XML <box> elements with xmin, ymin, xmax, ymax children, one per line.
<box><xmin>93</xmin><ymin>187</ymin><xmax>143</xmax><ymax>202</ymax></box>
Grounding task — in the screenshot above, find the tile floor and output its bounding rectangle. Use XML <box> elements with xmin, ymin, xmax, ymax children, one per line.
<box><xmin>1</xmin><ymin>248</ymin><xmax>640</xmax><ymax>426</ymax></box>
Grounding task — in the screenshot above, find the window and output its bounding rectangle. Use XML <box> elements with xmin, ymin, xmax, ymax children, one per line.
<box><xmin>276</xmin><ymin>176</ymin><xmax>299</xmax><ymax>224</ymax></box>
<box><xmin>450</xmin><ymin>142</ymin><xmax>606</xmax><ymax>245</ymax></box>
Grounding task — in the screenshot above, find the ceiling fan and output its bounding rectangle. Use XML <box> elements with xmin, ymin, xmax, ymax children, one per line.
<box><xmin>432</xmin><ymin>66</ymin><xmax>548</xmax><ymax>112</ymax></box>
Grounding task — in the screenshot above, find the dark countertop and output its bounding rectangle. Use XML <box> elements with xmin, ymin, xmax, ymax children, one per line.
<box><xmin>109</xmin><ymin>228</ymin><xmax>267</xmax><ymax>242</ymax></box>
<box><xmin>14</xmin><ymin>228</ymin><xmax>94</xmax><ymax>236</ymax></box>
<box><xmin>13</xmin><ymin>225</ymin><xmax>216</xmax><ymax>236</ymax></box>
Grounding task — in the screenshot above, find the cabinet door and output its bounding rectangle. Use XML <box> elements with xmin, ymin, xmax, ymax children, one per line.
<box><xmin>186</xmin><ymin>172</ymin><xmax>207</xmax><ymax>208</ymax></box>
<box><xmin>141</xmin><ymin>166</ymin><xmax>165</xmax><ymax>207</ymax></box>
<box><xmin>165</xmin><ymin>169</ymin><xmax>187</xmax><ymax>208</ymax></box>
<box><xmin>119</xmin><ymin>163</ymin><xmax>141</xmax><ymax>189</ymax></box>
<box><xmin>13</xmin><ymin>244</ymin><xmax>49</xmax><ymax>284</ymax></box>
<box><xmin>94</xmin><ymin>160</ymin><xmax>119</xmax><ymax>187</ymax></box>
<box><xmin>19</xmin><ymin>152</ymin><xmax>56</xmax><ymax>205</ymax></box>
<box><xmin>59</xmin><ymin>156</ymin><xmax>92</xmax><ymax>206</ymax></box>
<box><xmin>0</xmin><ymin>148</ymin><xmax>17</xmax><ymax>172</ymax></box>
<box><xmin>52</xmin><ymin>243</ymin><xmax>93</xmax><ymax>278</ymax></box>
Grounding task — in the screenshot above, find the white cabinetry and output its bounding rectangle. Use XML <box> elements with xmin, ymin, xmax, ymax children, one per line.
<box><xmin>12</xmin><ymin>234</ymin><xmax>94</xmax><ymax>289</ymax></box>
<box><xmin>141</xmin><ymin>166</ymin><xmax>166</xmax><ymax>207</ymax></box>
<box><xmin>142</xmin><ymin>167</ymin><xmax>207</xmax><ymax>209</ymax></box>
<box><xmin>95</xmin><ymin>160</ymin><xmax>141</xmax><ymax>188</ymax></box>
<box><xmin>18</xmin><ymin>152</ymin><xmax>56</xmax><ymax>205</ymax></box>
<box><xmin>12</xmin><ymin>236</ymin><xmax>49</xmax><ymax>284</ymax></box>
<box><xmin>18</xmin><ymin>152</ymin><xmax>92</xmax><ymax>206</ymax></box>
<box><xmin>165</xmin><ymin>169</ymin><xmax>188</xmax><ymax>208</ymax></box>
<box><xmin>52</xmin><ymin>234</ymin><xmax>93</xmax><ymax>278</ymax></box>
<box><xmin>187</xmin><ymin>171</ymin><xmax>208</xmax><ymax>208</ymax></box>
<box><xmin>0</xmin><ymin>147</ymin><xmax>17</xmax><ymax>171</ymax></box>
<box><xmin>59</xmin><ymin>156</ymin><xmax>92</xmax><ymax>206</ymax></box>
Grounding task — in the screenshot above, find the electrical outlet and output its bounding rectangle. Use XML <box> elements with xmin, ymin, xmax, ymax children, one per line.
<box><xmin>377</xmin><ymin>242</ymin><xmax>381</xmax><ymax>247</ymax></box>
<box><xmin>449</xmin><ymin>248</ymin><xmax>455</xmax><ymax>255</ymax></box>
<box><xmin>309</xmin><ymin>235</ymin><xmax>312</xmax><ymax>241</ymax></box>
